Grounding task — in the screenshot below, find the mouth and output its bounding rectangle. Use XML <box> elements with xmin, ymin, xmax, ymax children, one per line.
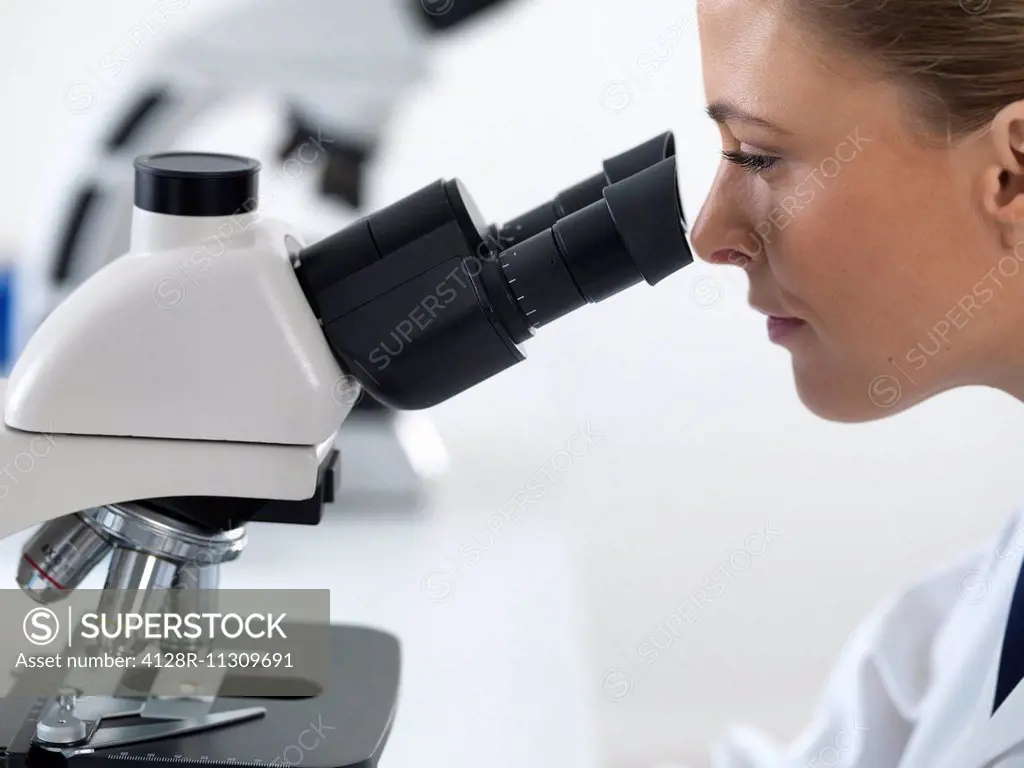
<box><xmin>750</xmin><ymin>305</ymin><xmax>808</xmax><ymax>344</ymax></box>
<box><xmin>765</xmin><ymin>316</ymin><xmax>807</xmax><ymax>343</ymax></box>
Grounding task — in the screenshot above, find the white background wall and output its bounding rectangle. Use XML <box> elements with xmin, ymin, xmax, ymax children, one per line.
<box><xmin>3</xmin><ymin>1</ymin><xmax>1024</xmax><ymax>766</ymax></box>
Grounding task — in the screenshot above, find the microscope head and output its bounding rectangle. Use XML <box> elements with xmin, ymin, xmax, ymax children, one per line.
<box><xmin>294</xmin><ymin>131</ymin><xmax>689</xmax><ymax>408</ymax></box>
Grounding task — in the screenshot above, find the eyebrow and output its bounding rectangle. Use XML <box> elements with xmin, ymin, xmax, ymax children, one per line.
<box><xmin>705</xmin><ymin>101</ymin><xmax>792</xmax><ymax>134</ymax></box>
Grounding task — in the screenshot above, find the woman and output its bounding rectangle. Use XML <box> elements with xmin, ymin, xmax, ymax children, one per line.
<box><xmin>689</xmin><ymin>0</ymin><xmax>1024</xmax><ymax>765</ymax></box>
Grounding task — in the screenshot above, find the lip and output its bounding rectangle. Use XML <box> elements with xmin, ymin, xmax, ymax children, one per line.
<box><xmin>765</xmin><ymin>315</ymin><xmax>807</xmax><ymax>344</ymax></box>
<box><xmin>749</xmin><ymin>304</ymin><xmax>807</xmax><ymax>343</ymax></box>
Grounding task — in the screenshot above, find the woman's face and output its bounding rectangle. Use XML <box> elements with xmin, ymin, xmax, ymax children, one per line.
<box><xmin>691</xmin><ymin>0</ymin><xmax>1024</xmax><ymax>421</ymax></box>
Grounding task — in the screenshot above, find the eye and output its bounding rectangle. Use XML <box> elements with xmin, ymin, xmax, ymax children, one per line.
<box><xmin>721</xmin><ymin>149</ymin><xmax>781</xmax><ymax>175</ymax></box>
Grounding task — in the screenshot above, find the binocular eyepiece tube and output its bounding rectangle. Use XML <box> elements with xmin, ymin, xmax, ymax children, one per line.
<box><xmin>496</xmin><ymin>131</ymin><xmax>678</xmax><ymax>248</ymax></box>
<box><xmin>494</xmin><ymin>136</ymin><xmax>687</xmax><ymax>331</ymax></box>
<box><xmin>294</xmin><ymin>131</ymin><xmax>693</xmax><ymax>410</ymax></box>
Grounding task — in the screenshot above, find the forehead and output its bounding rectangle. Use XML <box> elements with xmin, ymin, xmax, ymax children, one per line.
<box><xmin>697</xmin><ymin>0</ymin><xmax>870</xmax><ymax>132</ymax></box>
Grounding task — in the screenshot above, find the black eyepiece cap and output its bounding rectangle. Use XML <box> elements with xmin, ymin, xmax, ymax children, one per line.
<box><xmin>603</xmin><ymin>131</ymin><xmax>675</xmax><ymax>185</ymax></box>
<box><xmin>134</xmin><ymin>152</ymin><xmax>261</xmax><ymax>217</ymax></box>
<box><xmin>604</xmin><ymin>155</ymin><xmax>692</xmax><ymax>285</ymax></box>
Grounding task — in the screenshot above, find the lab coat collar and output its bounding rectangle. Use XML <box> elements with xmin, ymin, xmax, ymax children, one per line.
<box><xmin>945</xmin><ymin>524</ymin><xmax>1024</xmax><ymax>767</ymax></box>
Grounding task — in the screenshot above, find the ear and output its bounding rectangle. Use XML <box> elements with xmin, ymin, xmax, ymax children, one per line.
<box><xmin>979</xmin><ymin>100</ymin><xmax>1024</xmax><ymax>237</ymax></box>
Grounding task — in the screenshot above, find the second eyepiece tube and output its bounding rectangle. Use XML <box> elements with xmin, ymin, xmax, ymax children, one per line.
<box><xmin>493</xmin><ymin>152</ymin><xmax>690</xmax><ymax>332</ymax></box>
<box><xmin>495</xmin><ymin>132</ymin><xmax>676</xmax><ymax>248</ymax></box>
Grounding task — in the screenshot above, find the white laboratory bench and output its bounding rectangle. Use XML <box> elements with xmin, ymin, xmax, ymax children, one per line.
<box><xmin>0</xmin><ymin>493</ymin><xmax>598</xmax><ymax>768</ymax></box>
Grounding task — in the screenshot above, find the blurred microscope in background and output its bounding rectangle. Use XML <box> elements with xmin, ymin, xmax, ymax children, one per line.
<box><xmin>9</xmin><ymin>0</ymin><xmax>517</xmax><ymax>515</ymax></box>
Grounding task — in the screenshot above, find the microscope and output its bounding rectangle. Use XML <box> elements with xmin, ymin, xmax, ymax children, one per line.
<box><xmin>0</xmin><ymin>129</ymin><xmax>689</xmax><ymax>767</ymax></box>
<box><xmin>14</xmin><ymin>0</ymin><xmax>519</xmax><ymax>516</ymax></box>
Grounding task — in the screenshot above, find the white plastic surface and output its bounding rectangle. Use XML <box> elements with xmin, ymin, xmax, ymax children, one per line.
<box><xmin>0</xmin><ymin>379</ymin><xmax>334</xmax><ymax>539</ymax></box>
<box><xmin>6</xmin><ymin>215</ymin><xmax>351</xmax><ymax>445</ymax></box>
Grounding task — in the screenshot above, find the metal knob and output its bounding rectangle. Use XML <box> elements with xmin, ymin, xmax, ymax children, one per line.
<box><xmin>35</xmin><ymin>715</ymin><xmax>87</xmax><ymax>745</ymax></box>
<box><xmin>36</xmin><ymin>687</ymin><xmax>86</xmax><ymax>745</ymax></box>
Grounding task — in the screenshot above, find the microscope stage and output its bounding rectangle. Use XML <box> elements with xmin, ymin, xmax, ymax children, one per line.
<box><xmin>0</xmin><ymin>625</ymin><xmax>400</xmax><ymax>768</ymax></box>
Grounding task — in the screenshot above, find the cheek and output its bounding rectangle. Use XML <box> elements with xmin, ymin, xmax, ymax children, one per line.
<box><xmin>767</xmin><ymin>161</ymin><xmax>972</xmax><ymax>353</ymax></box>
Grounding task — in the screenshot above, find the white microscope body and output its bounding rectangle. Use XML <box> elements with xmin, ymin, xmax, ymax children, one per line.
<box><xmin>1</xmin><ymin>208</ymin><xmax>346</xmax><ymax>542</ymax></box>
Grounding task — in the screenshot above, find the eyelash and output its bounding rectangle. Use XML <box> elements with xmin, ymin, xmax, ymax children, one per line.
<box><xmin>721</xmin><ymin>149</ymin><xmax>781</xmax><ymax>174</ymax></box>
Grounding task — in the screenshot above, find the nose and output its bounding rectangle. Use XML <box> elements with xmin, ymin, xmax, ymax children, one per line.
<box><xmin>690</xmin><ymin>173</ymin><xmax>763</xmax><ymax>270</ymax></box>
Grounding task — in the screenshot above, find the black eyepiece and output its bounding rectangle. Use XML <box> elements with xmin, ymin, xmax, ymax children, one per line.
<box><xmin>293</xmin><ymin>132</ymin><xmax>692</xmax><ymax>410</ymax></box>
<box><xmin>496</xmin><ymin>155</ymin><xmax>690</xmax><ymax>330</ymax></box>
<box><xmin>497</xmin><ymin>131</ymin><xmax>676</xmax><ymax>248</ymax></box>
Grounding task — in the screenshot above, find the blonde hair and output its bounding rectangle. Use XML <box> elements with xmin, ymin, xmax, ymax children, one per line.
<box><xmin>787</xmin><ymin>0</ymin><xmax>1024</xmax><ymax>141</ymax></box>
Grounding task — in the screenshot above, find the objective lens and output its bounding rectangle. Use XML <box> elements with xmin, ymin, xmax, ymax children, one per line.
<box><xmin>18</xmin><ymin>513</ymin><xmax>113</xmax><ymax>604</ymax></box>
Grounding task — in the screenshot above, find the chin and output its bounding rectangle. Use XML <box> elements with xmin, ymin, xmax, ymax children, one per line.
<box><xmin>791</xmin><ymin>358</ymin><xmax>919</xmax><ymax>423</ymax></box>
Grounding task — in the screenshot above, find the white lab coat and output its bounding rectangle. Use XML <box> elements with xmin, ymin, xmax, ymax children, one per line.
<box><xmin>711</xmin><ymin>507</ymin><xmax>1024</xmax><ymax>767</ymax></box>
